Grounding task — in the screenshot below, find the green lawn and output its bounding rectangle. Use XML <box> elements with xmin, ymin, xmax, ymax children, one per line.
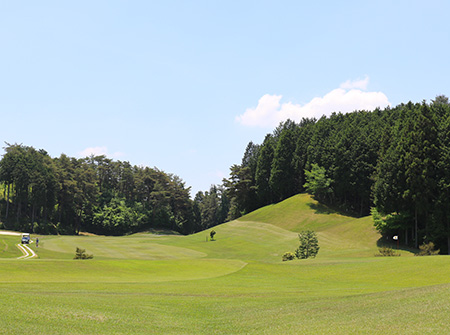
<box><xmin>0</xmin><ymin>194</ymin><xmax>449</xmax><ymax>334</ymax></box>
<box><xmin>0</xmin><ymin>235</ymin><xmax>22</xmax><ymax>258</ymax></box>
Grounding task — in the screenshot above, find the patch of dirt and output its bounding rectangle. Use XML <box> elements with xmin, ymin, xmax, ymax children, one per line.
<box><xmin>138</xmin><ymin>228</ymin><xmax>181</xmax><ymax>236</ymax></box>
<box><xmin>78</xmin><ymin>231</ymin><xmax>101</xmax><ymax>236</ymax></box>
<box><xmin>0</xmin><ymin>230</ymin><xmax>21</xmax><ymax>236</ymax></box>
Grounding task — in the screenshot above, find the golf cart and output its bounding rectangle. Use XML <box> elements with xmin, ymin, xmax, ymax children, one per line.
<box><xmin>21</xmin><ymin>233</ymin><xmax>31</xmax><ymax>244</ymax></box>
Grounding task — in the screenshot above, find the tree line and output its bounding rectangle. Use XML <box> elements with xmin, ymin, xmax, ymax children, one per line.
<box><xmin>0</xmin><ymin>145</ymin><xmax>226</xmax><ymax>235</ymax></box>
<box><xmin>221</xmin><ymin>95</ymin><xmax>450</xmax><ymax>253</ymax></box>
<box><xmin>2</xmin><ymin>95</ymin><xmax>450</xmax><ymax>251</ymax></box>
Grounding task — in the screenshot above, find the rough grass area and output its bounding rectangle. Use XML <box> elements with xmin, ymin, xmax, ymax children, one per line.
<box><xmin>0</xmin><ymin>235</ymin><xmax>24</xmax><ymax>258</ymax></box>
<box><xmin>0</xmin><ymin>194</ymin><xmax>448</xmax><ymax>334</ymax></box>
<box><xmin>1</xmin><ymin>257</ymin><xmax>450</xmax><ymax>334</ymax></box>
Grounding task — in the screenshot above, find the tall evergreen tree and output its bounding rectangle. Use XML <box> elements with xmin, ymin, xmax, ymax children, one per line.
<box><xmin>270</xmin><ymin>124</ymin><xmax>298</xmax><ymax>202</ymax></box>
<box><xmin>293</xmin><ymin>118</ymin><xmax>315</xmax><ymax>193</ymax></box>
<box><xmin>255</xmin><ymin>134</ymin><xmax>275</xmax><ymax>206</ymax></box>
<box><xmin>223</xmin><ymin>164</ymin><xmax>255</xmax><ymax>219</ymax></box>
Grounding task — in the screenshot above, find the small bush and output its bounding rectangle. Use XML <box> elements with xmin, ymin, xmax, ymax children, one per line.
<box><xmin>74</xmin><ymin>247</ymin><xmax>93</xmax><ymax>259</ymax></box>
<box><xmin>415</xmin><ymin>242</ymin><xmax>440</xmax><ymax>256</ymax></box>
<box><xmin>282</xmin><ymin>252</ymin><xmax>296</xmax><ymax>261</ymax></box>
<box><xmin>295</xmin><ymin>230</ymin><xmax>319</xmax><ymax>259</ymax></box>
<box><xmin>375</xmin><ymin>246</ymin><xmax>400</xmax><ymax>257</ymax></box>
<box><xmin>210</xmin><ymin>230</ymin><xmax>216</xmax><ymax>241</ymax></box>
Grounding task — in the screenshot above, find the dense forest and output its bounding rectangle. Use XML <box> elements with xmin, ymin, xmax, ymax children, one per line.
<box><xmin>221</xmin><ymin>95</ymin><xmax>450</xmax><ymax>253</ymax></box>
<box><xmin>0</xmin><ymin>147</ymin><xmax>208</xmax><ymax>235</ymax></box>
<box><xmin>2</xmin><ymin>96</ymin><xmax>450</xmax><ymax>253</ymax></box>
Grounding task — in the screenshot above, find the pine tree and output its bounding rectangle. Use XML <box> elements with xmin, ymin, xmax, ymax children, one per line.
<box><xmin>255</xmin><ymin>134</ymin><xmax>275</xmax><ymax>206</ymax></box>
<box><xmin>270</xmin><ymin>126</ymin><xmax>298</xmax><ymax>201</ymax></box>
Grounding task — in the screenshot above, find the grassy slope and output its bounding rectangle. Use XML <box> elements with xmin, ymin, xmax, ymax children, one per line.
<box><xmin>1</xmin><ymin>194</ymin><xmax>449</xmax><ymax>334</ymax></box>
<box><xmin>31</xmin><ymin>195</ymin><xmax>384</xmax><ymax>261</ymax></box>
<box><xmin>0</xmin><ymin>235</ymin><xmax>23</xmax><ymax>258</ymax></box>
<box><xmin>239</xmin><ymin>193</ymin><xmax>383</xmax><ymax>257</ymax></box>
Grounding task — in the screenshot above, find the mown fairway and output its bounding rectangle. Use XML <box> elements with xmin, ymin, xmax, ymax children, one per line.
<box><xmin>1</xmin><ymin>194</ymin><xmax>450</xmax><ymax>334</ymax></box>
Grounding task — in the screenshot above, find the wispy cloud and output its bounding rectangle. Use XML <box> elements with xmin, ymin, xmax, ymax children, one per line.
<box><xmin>79</xmin><ymin>146</ymin><xmax>124</xmax><ymax>159</ymax></box>
<box><xmin>339</xmin><ymin>76</ymin><xmax>369</xmax><ymax>90</ymax></box>
<box><xmin>236</xmin><ymin>77</ymin><xmax>390</xmax><ymax>128</ymax></box>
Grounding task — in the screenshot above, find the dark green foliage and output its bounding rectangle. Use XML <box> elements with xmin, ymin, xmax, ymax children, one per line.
<box><xmin>373</xmin><ymin>101</ymin><xmax>443</xmax><ymax>248</ymax></box>
<box><xmin>375</xmin><ymin>247</ymin><xmax>400</xmax><ymax>257</ymax></box>
<box><xmin>0</xmin><ymin>143</ymin><xmax>228</xmax><ymax>236</ymax></box>
<box><xmin>415</xmin><ymin>242</ymin><xmax>440</xmax><ymax>256</ymax></box>
<box><xmin>432</xmin><ymin>94</ymin><xmax>449</xmax><ymax>106</ymax></box>
<box><xmin>0</xmin><ymin>145</ymin><xmax>197</xmax><ymax>236</ymax></box>
<box><xmin>210</xmin><ymin>229</ymin><xmax>216</xmax><ymax>241</ymax></box>
<box><xmin>270</xmin><ymin>122</ymin><xmax>298</xmax><ymax>202</ymax></box>
<box><xmin>295</xmin><ymin>230</ymin><xmax>319</xmax><ymax>259</ymax></box>
<box><xmin>193</xmin><ymin>185</ymin><xmax>229</xmax><ymax>231</ymax></box>
<box><xmin>255</xmin><ymin>134</ymin><xmax>275</xmax><ymax>206</ymax></box>
<box><xmin>371</xmin><ymin>208</ymin><xmax>410</xmax><ymax>237</ymax></box>
<box><xmin>293</xmin><ymin>118</ymin><xmax>316</xmax><ymax>193</ymax></box>
<box><xmin>282</xmin><ymin>251</ymin><xmax>295</xmax><ymax>261</ymax></box>
<box><xmin>74</xmin><ymin>247</ymin><xmax>93</xmax><ymax>259</ymax></box>
<box><xmin>92</xmin><ymin>198</ymin><xmax>145</xmax><ymax>235</ymax></box>
<box><xmin>222</xmin><ymin>164</ymin><xmax>256</xmax><ymax>220</ymax></box>
<box><xmin>224</xmin><ymin>96</ymin><xmax>450</xmax><ymax>253</ymax></box>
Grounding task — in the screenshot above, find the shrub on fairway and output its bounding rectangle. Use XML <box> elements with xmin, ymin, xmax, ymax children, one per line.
<box><xmin>282</xmin><ymin>252</ymin><xmax>296</xmax><ymax>261</ymax></box>
<box><xmin>74</xmin><ymin>247</ymin><xmax>93</xmax><ymax>259</ymax></box>
<box><xmin>415</xmin><ymin>242</ymin><xmax>440</xmax><ymax>256</ymax></box>
<box><xmin>375</xmin><ymin>246</ymin><xmax>400</xmax><ymax>257</ymax></box>
<box><xmin>210</xmin><ymin>230</ymin><xmax>216</xmax><ymax>241</ymax></box>
<box><xmin>295</xmin><ymin>230</ymin><xmax>319</xmax><ymax>259</ymax></box>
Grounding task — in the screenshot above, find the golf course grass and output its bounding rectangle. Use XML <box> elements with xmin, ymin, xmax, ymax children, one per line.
<box><xmin>1</xmin><ymin>194</ymin><xmax>449</xmax><ymax>334</ymax></box>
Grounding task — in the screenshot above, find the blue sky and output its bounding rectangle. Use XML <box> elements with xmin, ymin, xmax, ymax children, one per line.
<box><xmin>1</xmin><ymin>1</ymin><xmax>449</xmax><ymax>196</ymax></box>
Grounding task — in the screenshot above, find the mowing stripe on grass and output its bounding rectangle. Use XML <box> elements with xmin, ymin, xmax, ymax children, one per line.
<box><xmin>0</xmin><ymin>258</ymin><xmax>247</xmax><ymax>283</ymax></box>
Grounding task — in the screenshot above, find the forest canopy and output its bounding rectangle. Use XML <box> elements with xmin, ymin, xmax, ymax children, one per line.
<box><xmin>0</xmin><ymin>147</ymin><xmax>201</xmax><ymax>235</ymax></box>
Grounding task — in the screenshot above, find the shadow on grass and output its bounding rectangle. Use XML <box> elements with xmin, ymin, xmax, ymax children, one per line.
<box><xmin>376</xmin><ymin>237</ymin><xmax>417</xmax><ymax>254</ymax></box>
<box><xmin>307</xmin><ymin>202</ymin><xmax>336</xmax><ymax>215</ymax></box>
<box><xmin>306</xmin><ymin>201</ymin><xmax>362</xmax><ymax>218</ymax></box>
<box><xmin>136</xmin><ymin>228</ymin><xmax>181</xmax><ymax>236</ymax></box>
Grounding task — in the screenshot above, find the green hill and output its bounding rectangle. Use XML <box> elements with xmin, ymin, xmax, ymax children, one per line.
<box><xmin>2</xmin><ymin>194</ymin><xmax>450</xmax><ymax>334</ymax></box>
<box><xmin>26</xmin><ymin>194</ymin><xmax>381</xmax><ymax>262</ymax></box>
<box><xmin>237</xmin><ymin>193</ymin><xmax>382</xmax><ymax>258</ymax></box>
<box><xmin>0</xmin><ymin>194</ymin><xmax>393</xmax><ymax>262</ymax></box>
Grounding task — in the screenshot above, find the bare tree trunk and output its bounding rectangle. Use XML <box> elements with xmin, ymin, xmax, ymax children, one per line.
<box><xmin>43</xmin><ymin>204</ymin><xmax>47</xmax><ymax>222</ymax></box>
<box><xmin>5</xmin><ymin>184</ymin><xmax>10</xmax><ymax>220</ymax></box>
<box><xmin>31</xmin><ymin>204</ymin><xmax>35</xmax><ymax>226</ymax></box>
<box><xmin>414</xmin><ymin>206</ymin><xmax>418</xmax><ymax>249</ymax></box>
<box><xmin>17</xmin><ymin>201</ymin><xmax>21</xmax><ymax>222</ymax></box>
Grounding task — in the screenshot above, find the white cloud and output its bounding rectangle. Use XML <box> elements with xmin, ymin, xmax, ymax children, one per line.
<box><xmin>236</xmin><ymin>94</ymin><xmax>284</xmax><ymax>128</ymax></box>
<box><xmin>79</xmin><ymin>146</ymin><xmax>124</xmax><ymax>159</ymax></box>
<box><xmin>236</xmin><ymin>77</ymin><xmax>390</xmax><ymax>128</ymax></box>
<box><xmin>339</xmin><ymin>76</ymin><xmax>369</xmax><ymax>90</ymax></box>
